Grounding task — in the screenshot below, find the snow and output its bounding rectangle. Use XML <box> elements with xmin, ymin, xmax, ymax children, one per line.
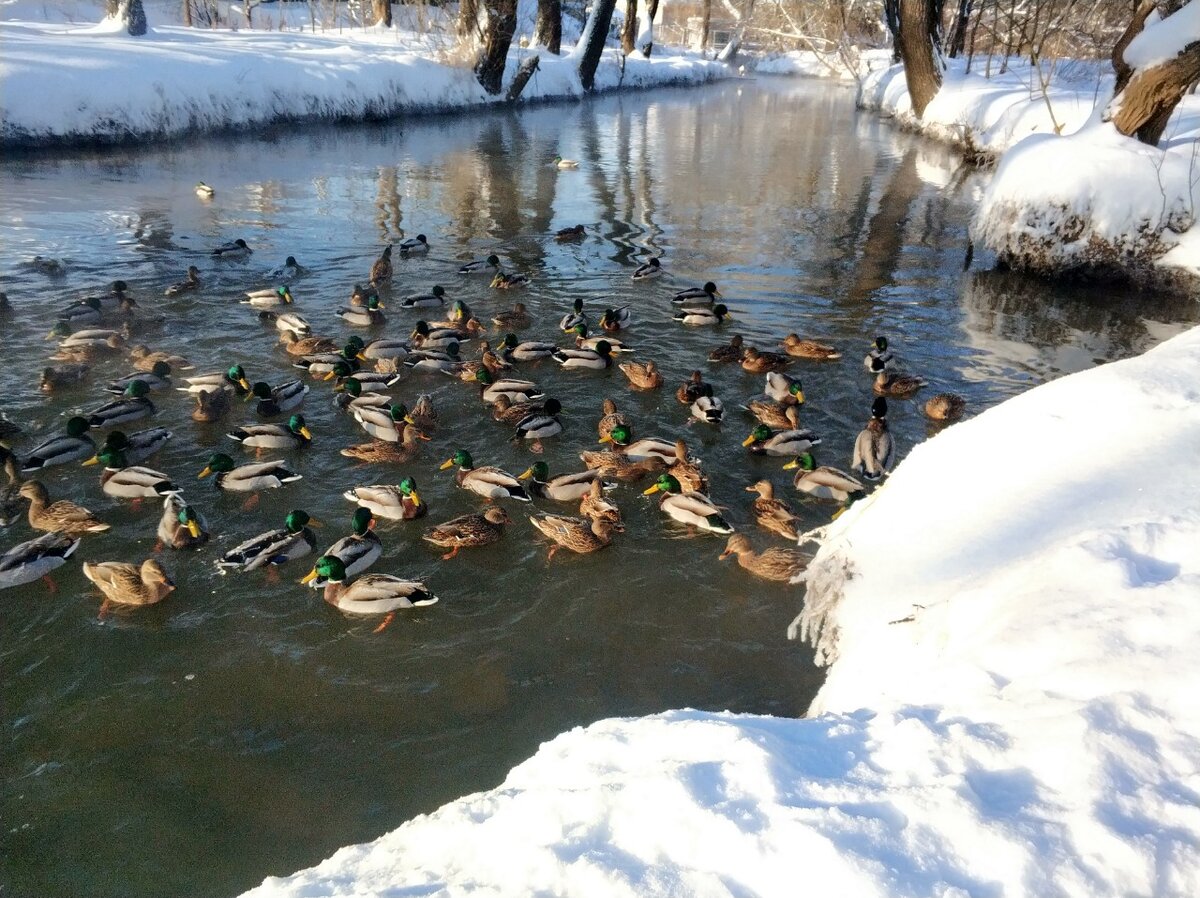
<box><xmin>243</xmin><ymin>327</ymin><xmax>1200</xmax><ymax>897</ymax></box>
<box><xmin>1125</xmin><ymin>2</ymin><xmax>1200</xmax><ymax>69</ymax></box>
<box><xmin>755</xmin><ymin>47</ymin><xmax>892</xmax><ymax>82</ymax></box>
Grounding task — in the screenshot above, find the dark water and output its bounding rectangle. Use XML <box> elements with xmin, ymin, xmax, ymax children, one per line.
<box><xmin>1</xmin><ymin>78</ymin><xmax>1196</xmax><ymax>898</ymax></box>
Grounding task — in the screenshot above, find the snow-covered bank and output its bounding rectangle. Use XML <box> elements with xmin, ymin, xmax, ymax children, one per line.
<box><xmin>0</xmin><ymin>10</ymin><xmax>723</xmax><ymax>148</ymax></box>
<box><xmin>754</xmin><ymin>47</ymin><xmax>892</xmax><ymax>81</ymax></box>
<box><xmin>243</xmin><ymin>327</ymin><xmax>1200</xmax><ymax>897</ymax></box>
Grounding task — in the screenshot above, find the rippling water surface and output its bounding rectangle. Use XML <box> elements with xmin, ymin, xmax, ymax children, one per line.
<box><xmin>2</xmin><ymin>78</ymin><xmax>1196</xmax><ymax>898</ymax></box>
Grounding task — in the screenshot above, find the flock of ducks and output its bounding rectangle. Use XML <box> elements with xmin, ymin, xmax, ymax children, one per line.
<box><xmin>0</xmin><ymin>210</ymin><xmax>967</xmax><ymax>628</ymax></box>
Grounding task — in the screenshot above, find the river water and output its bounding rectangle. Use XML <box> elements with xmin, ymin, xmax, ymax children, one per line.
<box><xmin>1</xmin><ymin>77</ymin><xmax>1196</xmax><ymax>898</ymax></box>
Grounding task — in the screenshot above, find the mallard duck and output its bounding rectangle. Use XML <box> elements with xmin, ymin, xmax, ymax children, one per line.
<box><xmin>673</xmin><ymin>282</ymin><xmax>720</xmax><ymax>306</ymax></box>
<box><xmin>434</xmin><ymin>299</ymin><xmax>474</xmax><ymax>328</ymax></box>
<box><xmin>783</xmin><ymin>452</ymin><xmax>864</xmax><ymax>501</ymax></box>
<box><xmin>744</xmin><ymin>480</ymin><xmax>800</xmax><ymax>541</ymax></box>
<box><xmin>340</xmin><ymin>426</ymin><xmax>429</xmax><ymax>464</ymax></box>
<box><xmin>742</xmin><ymin>424</ymin><xmax>821</xmax><ymax>457</ymax></box>
<box><xmin>491</xmin><ymin>271</ymin><xmax>529</xmax><ymax>289</ymax></box>
<box><xmin>410</xmin><ymin>320</ymin><xmax>464</xmax><ymax>351</ymax></box>
<box><xmin>460</xmin><ymin>255</ymin><xmax>501</xmax><ymax>276</ymax></box>
<box><xmin>492</xmin><ymin>303</ymin><xmax>531</xmax><ymax>330</ymax></box>
<box><xmin>718</xmin><ymin>534</ymin><xmax>806</xmax><ymax>581</ymax></box>
<box><xmin>217</xmin><ymin>510</ymin><xmax>320</xmax><ymax>572</ymax></box>
<box><xmin>578</xmin><ymin>449</ymin><xmax>663</xmax><ymax>482</ymax></box>
<box><xmin>599</xmin><ymin>307</ymin><xmax>631</xmax><ymax>332</ymax></box>
<box><xmin>333</xmin><ymin>380</ymin><xmax>390</xmax><ymax>414</ymax></box>
<box><xmin>195</xmin><ymin>182</ymin><xmax>215</xmax><ymax>199</ymax></box>
<box><xmin>668</xmin><ymin>439</ymin><xmax>707</xmax><ymax>494</ymax></box>
<box><xmin>85</xmin><ymin>380</ymin><xmax>154</xmax><ymax>429</ymax></box>
<box><xmin>674</xmin><ymin>304</ymin><xmax>731</xmax><ymax>326</ymax></box>
<box><xmin>476</xmin><ymin>370</ymin><xmax>545</xmax><ymax>405</ymax></box>
<box><xmin>338</xmin><ymin>295</ymin><xmax>386</xmax><ymax>328</ymax></box>
<box><xmin>572</xmin><ymin>324</ymin><xmax>633</xmax><ymax>354</ymax></box>
<box><xmin>270</xmin><ymin>256</ymin><xmax>307</xmax><ymax>280</ymax></box>
<box><xmin>764</xmin><ymin>372</ymin><xmax>804</xmax><ymax>403</ymax></box>
<box><xmin>487</xmin><ymin>395</ymin><xmax>541</xmax><ymax>425</ymax></box>
<box><xmin>242</xmin><ymin>286</ymin><xmax>293</xmax><ymax>308</ymax></box>
<box><xmin>643</xmin><ymin>474</ymin><xmax>733</xmax><ymax>534</ymax></box>
<box><xmin>192</xmin><ymin>388</ymin><xmax>233</xmax><ymax>423</ymax></box>
<box><xmin>529</xmin><ymin>513</ymin><xmax>622</xmax><ymax>560</ymax></box>
<box><xmin>558</xmin><ymin>298</ymin><xmax>587</xmax><ymax>332</ymax></box>
<box><xmin>500</xmin><ymin>333</ymin><xmax>556</xmax><ymax>362</ymax></box>
<box><xmin>707</xmin><ymin>334</ymin><xmax>745</xmax><ymax>364</ymax></box>
<box><xmin>439</xmin><ymin>450</ymin><xmax>530</xmax><ymax>502</ymax></box>
<box><xmin>370</xmin><ymin>245</ymin><xmax>393</xmax><ymax>284</ymax></box>
<box><xmin>179</xmin><ymin>365</ymin><xmax>252</xmax><ymax>396</ymax></box>
<box><xmin>596</xmin><ymin>398</ymin><xmax>628</xmax><ymax>441</ymax></box>
<box><xmin>20</xmin><ymin>417</ymin><xmax>95</xmax><ymax>473</ymax></box>
<box><xmin>555</xmin><ymin>224</ymin><xmax>587</xmax><ymax>240</ymax></box>
<box><xmin>690</xmin><ymin>386</ymin><xmax>724</xmax><ymax>425</ymax></box>
<box><xmin>618</xmin><ymin>359</ymin><xmax>663</xmax><ymax>390</ymax></box>
<box><xmin>782</xmin><ymin>334</ymin><xmax>841</xmax><ymax>360</ymax></box>
<box><xmin>454</xmin><ymin>342</ymin><xmax>512</xmax><ymax>381</ymax></box>
<box><xmin>23</xmin><ymin>256</ymin><xmax>66</xmax><ymax>277</ymax></box>
<box><xmin>164</xmin><ymin>266</ymin><xmax>202</xmax><ymax>296</ymax></box>
<box><xmin>361</xmin><ymin>338</ymin><xmax>412</xmax><ymax>364</ymax></box>
<box><xmin>0</xmin><ymin>532</ymin><xmax>80</xmax><ymax>591</ymax></box>
<box><xmin>518</xmin><ymin>462</ymin><xmax>612</xmax><ymax>502</ymax></box>
<box><xmin>228</xmin><ymin>414</ymin><xmax>312</xmax><ymax>451</ymax></box>
<box><xmin>676</xmin><ymin>370</ymin><xmax>707</xmax><ymax>405</ymax></box>
<box><xmin>129</xmin><ymin>345</ymin><xmax>192</xmax><ymax>372</ymax></box>
<box><xmin>270</xmin><ymin>312</ymin><xmax>312</xmax><ymax>338</ymax></box>
<box><xmin>294</xmin><ymin>343</ymin><xmax>363</xmax><ymax>379</ymax></box>
<box><xmin>743</xmin><ymin>401</ymin><xmax>801</xmax><ymax>431</ymax></box>
<box><xmin>741</xmin><ymin>347</ymin><xmax>793</xmax><ymax>374</ymax></box>
<box><xmin>250</xmin><ymin>379</ymin><xmax>310</xmax><ymax>416</ymax></box>
<box><xmin>106</xmin><ymin>361</ymin><xmax>172</xmax><ymax>395</ymax></box>
<box><xmin>157</xmin><ymin>493</ymin><xmax>209</xmax><ymax>550</ymax></box>
<box><xmin>91</xmin><ymin>449</ymin><xmax>178</xmax><ymax>499</ymax></box>
<box><xmin>514</xmin><ymin>398</ymin><xmax>563</xmax><ymax>449</ymax></box>
<box><xmin>871</xmin><ymin>396</ymin><xmax>889</xmax><ymax>420</ymax></box>
<box><xmin>302</xmin><ymin>507</ymin><xmax>382</xmax><ymax>584</ymax></box>
<box><xmin>873</xmin><ymin>368</ymin><xmax>926</xmax><ymax>398</ymax></box>
<box><xmin>308</xmin><ymin>555</ymin><xmax>438</xmax><ymax>613</ymax></box>
<box><xmin>399</xmin><ymin>286</ymin><xmax>446</xmax><ymax>309</ymax></box>
<box><xmin>40</xmin><ymin>364</ymin><xmax>91</xmax><ymax>393</ymax></box>
<box><xmin>398</xmin><ymin>234</ymin><xmax>430</xmax><ymax>255</ymax></box>
<box><xmin>330</xmin><ymin>368</ymin><xmax>399</xmax><ymax>396</ymax></box>
<box><xmin>423</xmin><ymin>506</ymin><xmax>510</xmax><ymax>559</ymax></box>
<box><xmin>405</xmin><ymin>347</ymin><xmax>460</xmax><ymax>374</ymax></box>
<box><xmin>925</xmin><ymin>393</ymin><xmax>966</xmax><ymax>422</ymax></box>
<box><xmin>212</xmin><ymin>238</ymin><xmax>251</xmax><ymax>258</ymax></box>
<box><xmin>599</xmin><ymin>424</ymin><xmax>683</xmax><ymax>464</ymax></box>
<box><xmin>343</xmin><ymin>479</ymin><xmax>424</xmax><ymax>520</ymax></box>
<box><xmin>56</xmin><ymin>296</ymin><xmax>103</xmax><ymax>329</ymax></box>
<box><xmin>350</xmin><ymin>404</ymin><xmax>412</xmax><ymax>443</ymax></box>
<box><xmin>554</xmin><ymin>341</ymin><xmax>613</xmax><ymax>370</ymax></box>
<box><xmin>87</xmin><ymin>428</ymin><xmax>172</xmax><ymax>466</ymax></box>
<box><xmin>279</xmin><ymin>332</ymin><xmax>335</xmax><ymax>358</ymax></box>
<box><xmin>864</xmin><ymin>336</ymin><xmax>894</xmax><ymax>371</ymax></box>
<box><xmin>852</xmin><ymin>418</ymin><xmax>894</xmax><ymax>481</ymax></box>
<box><xmin>403</xmin><ymin>393</ymin><xmax>435</xmax><ymax>430</ymax></box>
<box><xmin>18</xmin><ymin>481</ymin><xmax>109</xmax><ymax>537</ymax></box>
<box><xmin>578</xmin><ymin>477</ymin><xmax>622</xmax><ymax>524</ymax></box>
<box><xmin>632</xmin><ymin>258</ymin><xmax>663</xmax><ymax>280</ymax></box>
<box><xmin>52</xmin><ymin>328</ymin><xmax>125</xmax><ymax>361</ymax></box>
<box><xmin>198</xmin><ymin>453</ymin><xmax>301</xmax><ymax>492</ymax></box>
<box><xmin>553</xmin><ymin>155</ymin><xmax>579</xmax><ymax>169</ymax></box>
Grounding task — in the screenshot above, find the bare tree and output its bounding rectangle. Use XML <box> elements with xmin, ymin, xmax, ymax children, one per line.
<box><xmin>106</xmin><ymin>0</ymin><xmax>147</xmax><ymax>35</ymax></box>
<box><xmin>579</xmin><ymin>0</ymin><xmax>618</xmax><ymax>91</ymax></box>
<box><xmin>182</xmin><ymin>0</ymin><xmax>192</xmax><ymax>26</ymax></box>
<box><xmin>374</xmin><ymin>0</ymin><xmax>391</xmax><ymax>28</ymax></box>
<box><xmin>622</xmin><ymin>0</ymin><xmax>640</xmax><ymax>54</ymax></box>
<box><xmin>946</xmin><ymin>0</ymin><xmax>971</xmax><ymax>57</ymax></box>
<box><xmin>535</xmin><ymin>0</ymin><xmax>562</xmax><ymax>54</ymax></box>
<box><xmin>476</xmin><ymin>0</ymin><xmax>518</xmax><ymax>95</ymax></box>
<box><xmin>458</xmin><ymin>0</ymin><xmax>481</xmax><ymax>40</ymax></box>
<box><xmin>700</xmin><ymin>0</ymin><xmax>712</xmax><ymax>52</ymax></box>
<box><xmin>718</xmin><ymin>0</ymin><xmax>758</xmax><ymax>62</ymax></box>
<box><xmin>888</xmin><ymin>0</ymin><xmax>943</xmax><ymax>117</ymax></box>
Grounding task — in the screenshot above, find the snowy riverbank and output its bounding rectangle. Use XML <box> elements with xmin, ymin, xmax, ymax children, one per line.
<box><xmin>242</xmin><ymin>326</ymin><xmax>1200</xmax><ymax>897</ymax></box>
<box><xmin>0</xmin><ymin>1</ymin><xmax>725</xmax><ymax>147</ymax></box>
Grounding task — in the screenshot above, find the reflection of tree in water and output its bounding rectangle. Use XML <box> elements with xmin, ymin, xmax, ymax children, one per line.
<box><xmin>847</xmin><ymin>148</ymin><xmax>921</xmax><ymax>303</ymax></box>
<box><xmin>374</xmin><ymin>166</ymin><xmax>403</xmax><ymax>241</ymax></box>
<box><xmin>476</xmin><ymin>118</ymin><xmax>524</xmax><ymax>241</ymax></box>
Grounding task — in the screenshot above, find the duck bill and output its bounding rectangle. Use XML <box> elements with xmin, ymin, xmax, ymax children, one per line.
<box><xmin>299</xmin><ymin>426</ymin><xmax>313</xmax><ymax>440</ymax></box>
<box><xmin>307</xmin><ymin>518</ymin><xmax>323</xmax><ymax>528</ymax></box>
<box><xmin>642</xmin><ymin>484</ymin><xmax>661</xmax><ymax>496</ymax></box>
<box><xmin>186</xmin><ymin>520</ymin><xmax>202</xmax><ymax>538</ymax></box>
<box><xmin>781</xmin><ymin>459</ymin><xmax>799</xmax><ymax>470</ymax></box>
<box><xmin>356</xmin><ymin>352</ymin><xmax>368</xmax><ymax>361</ymax></box>
<box><xmin>197</xmin><ymin>467</ymin><xmax>212</xmax><ymax>479</ymax></box>
<box><xmin>598</xmin><ymin>433</ymin><xmax>613</xmax><ymax>444</ymax></box>
<box><xmin>793</xmin><ymin>391</ymin><xmax>806</xmax><ymax>404</ymax></box>
<box><xmin>238</xmin><ymin>378</ymin><xmax>252</xmax><ymax>392</ymax></box>
<box><xmin>438</xmin><ymin>459</ymin><xmax>455</xmax><ymax>471</ymax></box>
<box><xmin>741</xmin><ymin>435</ymin><xmax>757</xmax><ymax>448</ymax></box>
<box><xmin>518</xmin><ymin>468</ymin><xmax>533</xmax><ymax>480</ymax></box>
<box><xmin>718</xmin><ymin>549</ymin><xmax>733</xmax><ymax>560</ymax></box>
<box><xmin>322</xmin><ymin>370</ymin><xmax>338</xmax><ymax>381</ymax></box>
<box><xmin>82</xmin><ymin>455</ymin><xmax>100</xmax><ymax>467</ymax></box>
<box><xmin>407</xmin><ymin>493</ymin><xmax>421</xmax><ymax>508</ymax></box>
<box><xmin>299</xmin><ymin>568</ymin><xmax>318</xmax><ymax>585</ymax></box>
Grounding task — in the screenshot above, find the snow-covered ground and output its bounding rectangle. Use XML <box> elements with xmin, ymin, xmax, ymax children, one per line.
<box><xmin>242</xmin><ymin>325</ymin><xmax>1200</xmax><ymax>897</ymax></box>
<box><xmin>0</xmin><ymin>0</ymin><xmax>721</xmax><ymax>146</ymax></box>
<box><xmin>754</xmin><ymin>46</ymin><xmax>892</xmax><ymax>81</ymax></box>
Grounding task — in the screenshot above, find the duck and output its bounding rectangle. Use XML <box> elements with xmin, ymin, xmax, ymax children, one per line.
<box><xmin>0</xmin><ymin>532</ymin><xmax>80</xmax><ymax>591</ymax></box>
<box><xmin>439</xmin><ymin>450</ymin><xmax>530</xmax><ymax>502</ymax></box>
<box><xmin>460</xmin><ymin>254</ymin><xmax>501</xmax><ymax>276</ymax></box>
<box><xmin>270</xmin><ymin>256</ymin><xmax>307</xmax><ymax>280</ymax></box>
<box><xmin>783</xmin><ymin>452</ymin><xmax>865</xmax><ymax>502</ymax></box>
<box><xmin>632</xmin><ymin>258</ymin><xmax>664</xmax><ymax>280</ymax></box>
<box><xmin>361</xmin><ymin>337</ymin><xmax>412</xmax><ymax>365</ymax></box>
<box><xmin>343</xmin><ymin>479</ymin><xmax>425</xmax><ymax>520</ymax></box>
<box><xmin>491</xmin><ymin>271</ymin><xmax>530</xmax><ymax>289</ymax></box>
<box><xmin>599</xmin><ymin>424</ymin><xmax>684</xmax><ymax>465</ymax></box>
<box><xmin>708</xmin><ymin>334</ymin><xmax>745</xmax><ymax>364</ymax></box>
<box><xmin>499</xmin><ymin>333</ymin><xmax>555</xmax><ymax>362</ymax></box>
<box><xmin>302</xmin><ymin>507</ymin><xmax>382</xmax><ymax>584</ymax></box>
<box><xmin>673</xmin><ymin>282</ymin><xmax>720</xmax><ymax>306</ymax></box>
<box><xmin>330</xmin><ymin>367</ymin><xmax>399</xmax><ymax>395</ymax></box>
<box><xmin>674</xmin><ymin>304</ymin><xmax>731</xmax><ymax>326</ymax></box>
<box><xmin>216</xmin><ymin>510</ymin><xmax>320</xmax><ymax>572</ymax></box>
<box><xmin>489</xmin><ymin>395</ymin><xmax>546</xmax><ymax>426</ymax></box>
<box><xmin>250</xmin><ymin>379</ymin><xmax>310</xmax><ymax>416</ymax></box>
<box><xmin>370</xmin><ymin>245</ymin><xmax>393</xmax><ymax>284</ymax></box>
<box><xmin>242</xmin><ymin>286</ymin><xmax>293</xmax><ymax>308</ymax></box>
<box><xmin>410</xmin><ymin>320</ymin><xmax>464</xmax><ymax>351</ymax></box>
<box><xmin>579</xmin><ymin>477</ymin><xmax>622</xmax><ymax>524</ymax></box>
<box><xmin>553</xmin><ymin>155</ymin><xmax>580</xmax><ymax>169</ymax></box>
<box><xmin>742</xmin><ymin>424</ymin><xmax>821</xmax><ymax>457</ymax></box>
<box><xmin>454</xmin><ymin>341</ymin><xmax>512</xmax><ymax>381</ymax></box>
<box><xmin>492</xmin><ymin>303</ymin><xmax>531</xmax><ymax>330</ymax></box>
<box><xmin>864</xmin><ymin>336</ymin><xmax>894</xmax><ymax>371</ymax></box>
<box><xmin>690</xmin><ymin>385</ymin><xmax>724</xmax><ymax>425</ymax></box>
<box><xmin>227</xmin><ymin>414</ymin><xmax>312</xmax><ymax>451</ymax></box>
<box><xmin>52</xmin><ymin>328</ymin><xmax>126</xmax><ymax>361</ymax></box>
<box><xmin>518</xmin><ymin>462</ymin><xmax>613</xmax><ymax>502</ymax></box>
<box><xmin>553</xmin><ymin>341</ymin><xmax>613</xmax><ymax>370</ymax></box>
<box><xmin>212</xmin><ymin>238</ymin><xmax>252</xmax><ymax>258</ymax></box>
<box><xmin>578</xmin><ymin>449</ymin><xmax>663</xmax><ymax>483</ymax></box>
<box><xmin>514</xmin><ymin>398</ymin><xmax>564</xmax><ymax>450</ymax></box>
<box><xmin>270</xmin><ymin>312</ymin><xmax>312</xmax><ymax>338</ymax></box>
<box><xmin>81</xmin><ymin>559</ymin><xmax>176</xmax><ymax>607</ymax></box>
<box><xmin>195</xmin><ymin>182</ymin><xmax>215</xmax><ymax>199</ymax></box>
<box><xmin>86</xmin><ymin>380</ymin><xmax>155</xmax><ymax>428</ymax></box>
<box><xmin>782</xmin><ymin>334</ymin><xmax>841</xmax><ymax>360</ymax></box>
<box><xmin>398</xmin><ymin>234</ymin><xmax>430</xmax><ymax>255</ymax></box>
<box><xmin>157</xmin><ymin>493</ymin><xmax>210</xmax><ymax>550</ymax></box>
<box><xmin>423</xmin><ymin>506</ymin><xmax>510</xmax><ymax>559</ymax></box>
<box><xmin>19</xmin><ymin>481</ymin><xmax>110</xmax><ymax>537</ymax></box>
<box><xmin>872</xmin><ymin>366</ymin><xmax>927</xmax><ymax>398</ymax></box>
<box><xmin>352</xmin><ymin>404</ymin><xmax>413</xmax><ymax>443</ymax></box>
<box><xmin>333</xmin><ymin>379</ymin><xmax>390</xmax><ymax>413</ymax></box>
<box><xmin>306</xmin><ymin>555</ymin><xmax>438</xmax><ymax>613</ymax></box>
<box><xmin>558</xmin><ymin>298</ymin><xmax>587</xmax><ymax>332</ymax></box>
<box><xmin>20</xmin><ymin>417</ymin><xmax>95</xmax><ymax>473</ymax></box>
<box><xmin>399</xmin><ymin>286</ymin><xmax>446</xmax><ymax>309</ymax></box>
<box><xmin>852</xmin><ymin>418</ymin><xmax>895</xmax><ymax>481</ymax></box>
<box><xmin>405</xmin><ymin>347</ymin><xmax>461</xmax><ymax>374</ymax></box>
<box><xmin>129</xmin><ymin>345</ymin><xmax>192</xmax><ymax>372</ymax></box>
<box><xmin>0</xmin><ymin>418</ymin><xmax>20</xmax><ymax>449</ymax></box>
<box><xmin>164</xmin><ymin>266</ymin><xmax>202</xmax><ymax>296</ymax></box>
<box><xmin>41</xmin><ymin>364</ymin><xmax>91</xmax><ymax>393</ymax></box>
<box><xmin>476</xmin><ymin>370</ymin><xmax>545</xmax><ymax>405</ymax></box>
<box><xmin>337</xmin><ymin>294</ymin><xmax>386</xmax><ymax>328</ymax></box>
<box><xmin>294</xmin><ymin>343</ymin><xmax>364</xmax><ymax>379</ymax></box>
<box><xmin>764</xmin><ymin>372</ymin><xmax>804</xmax><ymax>404</ymax></box>
<box><xmin>925</xmin><ymin>392</ymin><xmax>967</xmax><ymax>422</ymax></box>
<box><xmin>91</xmin><ymin>448</ymin><xmax>178</xmax><ymax>500</ymax></box>
<box><xmin>741</xmin><ymin>347</ymin><xmax>793</xmax><ymax>374</ymax></box>
<box><xmin>597</xmin><ymin>398</ymin><xmax>628</xmax><ymax>442</ymax></box>
<box><xmin>340</xmin><ymin>425</ymin><xmax>429</xmax><ymax>464</ymax></box>
<box><xmin>86</xmin><ymin>427</ymin><xmax>173</xmax><ymax>466</ymax></box>
<box><xmin>617</xmin><ymin>359</ymin><xmax>663</xmax><ymax>390</ymax></box>
<box><xmin>56</xmin><ymin>296</ymin><xmax>103</xmax><ymax>329</ymax></box>
<box><xmin>192</xmin><ymin>388</ymin><xmax>233</xmax><ymax>423</ymax></box>
<box><xmin>676</xmin><ymin>370</ymin><xmax>708</xmax><ymax>405</ymax></box>
<box><xmin>572</xmin><ymin>324</ymin><xmax>633</xmax><ymax>354</ymax></box>
<box><xmin>743</xmin><ymin>401</ymin><xmax>802</xmax><ymax>431</ymax></box>
<box><xmin>599</xmin><ymin>307</ymin><xmax>631</xmax><ymax>332</ymax></box>
<box><xmin>529</xmin><ymin>513</ymin><xmax>622</xmax><ymax>561</ymax></box>
<box><xmin>106</xmin><ymin>362</ymin><xmax>172</xmax><ymax>395</ymax></box>
<box><xmin>668</xmin><ymin>439</ymin><xmax>707</xmax><ymax>494</ymax></box>
<box><xmin>434</xmin><ymin>299</ymin><xmax>475</xmax><ymax>328</ymax></box>
<box><xmin>198</xmin><ymin>453</ymin><xmax>301</xmax><ymax>492</ymax></box>
<box><xmin>555</xmin><ymin>224</ymin><xmax>587</xmax><ymax>240</ymax></box>
<box><xmin>743</xmin><ymin>480</ymin><xmax>800</xmax><ymax>541</ymax></box>
<box><xmin>179</xmin><ymin>365</ymin><xmax>252</xmax><ymax>396</ymax></box>
<box><xmin>643</xmin><ymin>474</ymin><xmax>734</xmax><ymax>534</ymax></box>
<box><xmin>718</xmin><ymin>534</ymin><xmax>806</xmax><ymax>582</ymax></box>
<box><xmin>409</xmin><ymin>394</ymin><xmax>437</xmax><ymax>431</ymax></box>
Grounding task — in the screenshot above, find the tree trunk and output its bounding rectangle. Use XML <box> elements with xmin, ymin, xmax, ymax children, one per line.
<box><xmin>896</xmin><ymin>0</ymin><xmax>943</xmax><ymax>118</ymax></box>
<box><xmin>1112</xmin><ymin>0</ymin><xmax>1159</xmax><ymax>95</ymax></box>
<box><xmin>578</xmin><ymin>0</ymin><xmax>617</xmax><ymax>91</ymax></box>
<box><xmin>946</xmin><ymin>0</ymin><xmax>970</xmax><ymax>58</ymax></box>
<box><xmin>458</xmin><ymin>0</ymin><xmax>480</xmax><ymax>41</ymax></box>
<box><xmin>717</xmin><ymin>0</ymin><xmax>756</xmax><ymax>63</ymax></box>
<box><xmin>699</xmin><ymin>0</ymin><xmax>711</xmax><ymax>52</ymax></box>
<box><xmin>182</xmin><ymin>0</ymin><xmax>192</xmax><ymax>27</ymax></box>
<box><xmin>535</xmin><ymin>0</ymin><xmax>561</xmax><ymax>54</ymax></box>
<box><xmin>621</xmin><ymin>0</ymin><xmax>638</xmax><ymax>55</ymax></box>
<box><xmin>475</xmin><ymin>0</ymin><xmax>517</xmax><ymax>95</ymax></box>
<box><xmin>885</xmin><ymin>0</ymin><xmax>901</xmax><ymax>63</ymax></box>
<box><xmin>506</xmin><ymin>55</ymin><xmax>540</xmax><ymax>101</ymax></box>
<box><xmin>641</xmin><ymin>0</ymin><xmax>658</xmax><ymax>56</ymax></box>
<box><xmin>374</xmin><ymin>0</ymin><xmax>391</xmax><ymax>27</ymax></box>
<box><xmin>107</xmin><ymin>0</ymin><xmax>147</xmax><ymax>35</ymax></box>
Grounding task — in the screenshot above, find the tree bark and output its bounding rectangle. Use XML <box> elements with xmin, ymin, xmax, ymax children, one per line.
<box><xmin>699</xmin><ymin>0</ymin><xmax>711</xmax><ymax>52</ymax></box>
<box><xmin>458</xmin><ymin>0</ymin><xmax>481</xmax><ymax>41</ymax></box>
<box><xmin>885</xmin><ymin>0</ymin><xmax>901</xmax><ymax>63</ymax></box>
<box><xmin>621</xmin><ymin>0</ymin><xmax>639</xmax><ymax>55</ymax></box>
<box><xmin>578</xmin><ymin>0</ymin><xmax>617</xmax><ymax>91</ymax></box>
<box><xmin>374</xmin><ymin>0</ymin><xmax>391</xmax><ymax>28</ymax></box>
<box><xmin>1112</xmin><ymin>0</ymin><xmax>1159</xmax><ymax>94</ymax></box>
<box><xmin>946</xmin><ymin>0</ymin><xmax>971</xmax><ymax>58</ymax></box>
<box><xmin>475</xmin><ymin>0</ymin><xmax>517</xmax><ymax>95</ymax></box>
<box><xmin>896</xmin><ymin>0</ymin><xmax>943</xmax><ymax>118</ymax></box>
<box><xmin>506</xmin><ymin>55</ymin><xmax>540</xmax><ymax>101</ymax></box>
<box><xmin>182</xmin><ymin>0</ymin><xmax>192</xmax><ymax>27</ymax></box>
<box><xmin>535</xmin><ymin>0</ymin><xmax>561</xmax><ymax>54</ymax></box>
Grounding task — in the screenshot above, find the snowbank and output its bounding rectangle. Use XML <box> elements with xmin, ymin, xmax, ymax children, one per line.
<box><xmin>754</xmin><ymin>47</ymin><xmax>891</xmax><ymax>81</ymax></box>
<box><xmin>243</xmin><ymin>328</ymin><xmax>1200</xmax><ymax>897</ymax></box>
